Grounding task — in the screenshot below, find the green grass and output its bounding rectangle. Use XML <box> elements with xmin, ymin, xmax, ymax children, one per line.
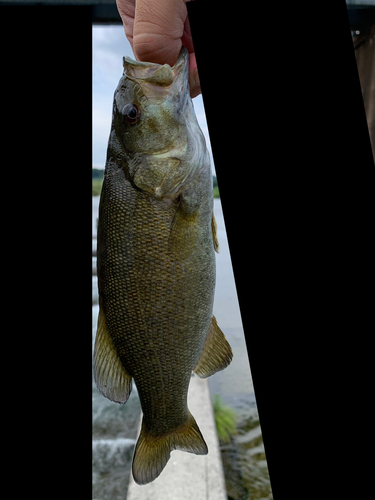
<box><xmin>212</xmin><ymin>394</ymin><xmax>237</xmax><ymax>444</ymax></box>
<box><xmin>92</xmin><ymin>179</ymin><xmax>103</xmax><ymax>196</ymax></box>
<box><xmin>213</xmin><ymin>186</ymin><xmax>220</xmax><ymax>198</ymax></box>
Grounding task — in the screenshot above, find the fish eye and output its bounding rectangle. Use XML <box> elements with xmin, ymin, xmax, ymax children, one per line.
<box><xmin>122</xmin><ymin>103</ymin><xmax>141</xmax><ymax>124</ymax></box>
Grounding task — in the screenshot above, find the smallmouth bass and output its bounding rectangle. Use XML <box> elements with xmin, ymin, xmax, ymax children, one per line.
<box><xmin>94</xmin><ymin>47</ymin><xmax>233</xmax><ymax>485</ymax></box>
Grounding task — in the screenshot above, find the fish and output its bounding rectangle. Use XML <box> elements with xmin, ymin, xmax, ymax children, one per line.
<box><xmin>93</xmin><ymin>47</ymin><xmax>233</xmax><ymax>485</ymax></box>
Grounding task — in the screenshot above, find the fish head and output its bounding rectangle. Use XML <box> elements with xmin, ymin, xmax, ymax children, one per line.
<box><xmin>111</xmin><ymin>47</ymin><xmax>208</xmax><ymax>200</ymax></box>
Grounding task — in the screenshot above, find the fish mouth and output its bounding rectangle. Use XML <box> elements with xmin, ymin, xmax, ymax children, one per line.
<box><xmin>123</xmin><ymin>47</ymin><xmax>189</xmax><ymax>91</ymax></box>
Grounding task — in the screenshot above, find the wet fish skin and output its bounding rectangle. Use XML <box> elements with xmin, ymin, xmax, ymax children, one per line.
<box><xmin>94</xmin><ymin>47</ymin><xmax>232</xmax><ymax>485</ymax></box>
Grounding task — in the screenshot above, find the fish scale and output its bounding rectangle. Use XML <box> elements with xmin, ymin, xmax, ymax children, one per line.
<box><xmin>94</xmin><ymin>47</ymin><xmax>233</xmax><ymax>485</ymax></box>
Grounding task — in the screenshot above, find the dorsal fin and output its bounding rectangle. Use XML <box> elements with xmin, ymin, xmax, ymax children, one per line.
<box><xmin>211</xmin><ymin>213</ymin><xmax>220</xmax><ymax>253</ymax></box>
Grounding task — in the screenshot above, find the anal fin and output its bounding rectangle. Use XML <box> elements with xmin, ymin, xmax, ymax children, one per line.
<box><xmin>193</xmin><ymin>316</ymin><xmax>233</xmax><ymax>378</ymax></box>
<box><xmin>93</xmin><ymin>306</ymin><xmax>132</xmax><ymax>404</ymax></box>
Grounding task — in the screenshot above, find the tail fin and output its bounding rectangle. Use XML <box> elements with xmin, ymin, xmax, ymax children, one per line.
<box><xmin>132</xmin><ymin>412</ymin><xmax>208</xmax><ymax>485</ymax></box>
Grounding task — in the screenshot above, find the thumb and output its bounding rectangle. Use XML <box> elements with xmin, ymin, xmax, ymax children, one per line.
<box><xmin>132</xmin><ymin>0</ymin><xmax>187</xmax><ymax>67</ymax></box>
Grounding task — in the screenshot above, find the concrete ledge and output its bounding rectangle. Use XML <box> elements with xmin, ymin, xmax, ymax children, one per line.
<box><xmin>126</xmin><ymin>376</ymin><xmax>227</xmax><ymax>500</ymax></box>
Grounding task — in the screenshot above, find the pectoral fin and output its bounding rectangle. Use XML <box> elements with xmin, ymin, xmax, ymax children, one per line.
<box><xmin>167</xmin><ymin>199</ymin><xmax>198</xmax><ymax>255</ymax></box>
<box><xmin>193</xmin><ymin>316</ymin><xmax>233</xmax><ymax>378</ymax></box>
<box><xmin>93</xmin><ymin>306</ymin><xmax>132</xmax><ymax>404</ymax></box>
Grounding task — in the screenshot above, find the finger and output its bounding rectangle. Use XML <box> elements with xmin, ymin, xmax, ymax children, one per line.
<box><xmin>181</xmin><ymin>7</ymin><xmax>195</xmax><ymax>55</ymax></box>
<box><xmin>132</xmin><ymin>0</ymin><xmax>187</xmax><ymax>66</ymax></box>
<box><xmin>116</xmin><ymin>0</ymin><xmax>136</xmax><ymax>48</ymax></box>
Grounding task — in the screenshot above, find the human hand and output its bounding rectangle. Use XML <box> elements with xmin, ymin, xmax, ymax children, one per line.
<box><xmin>116</xmin><ymin>0</ymin><xmax>201</xmax><ymax>98</ymax></box>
